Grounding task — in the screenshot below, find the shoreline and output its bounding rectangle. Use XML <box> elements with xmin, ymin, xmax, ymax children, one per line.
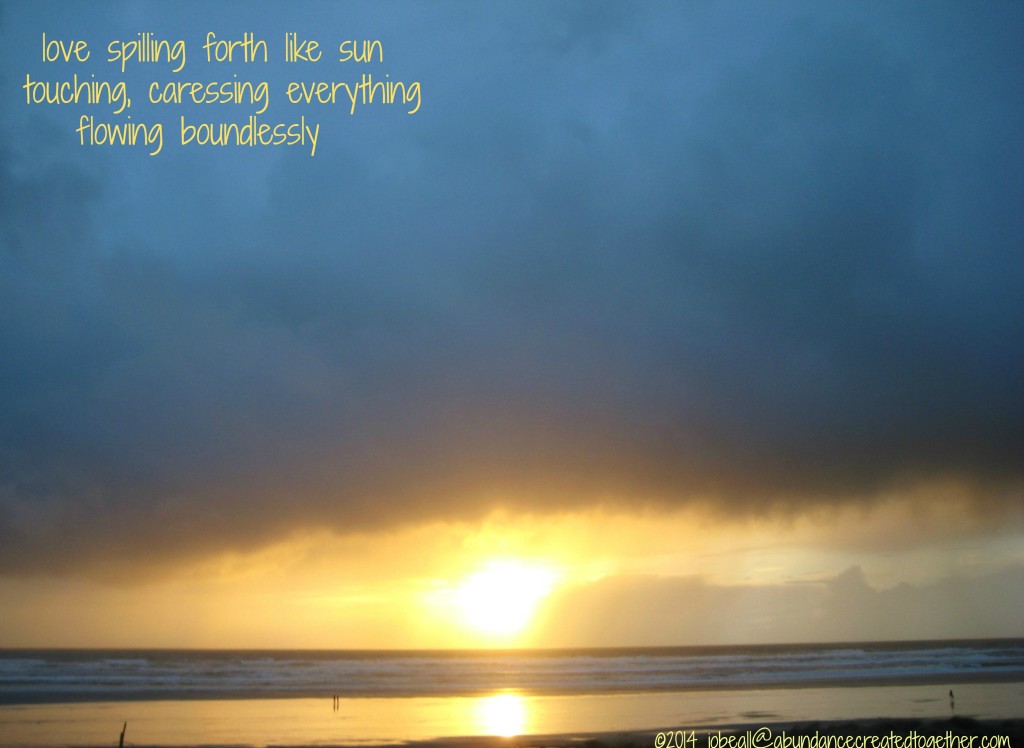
<box><xmin>467</xmin><ymin>718</ymin><xmax>1024</xmax><ymax>748</ymax></box>
<box><xmin>4</xmin><ymin>680</ymin><xmax>1021</xmax><ymax>748</ymax></box>
<box><xmin>56</xmin><ymin>718</ymin><xmax>1024</xmax><ymax>748</ymax></box>
<box><xmin>4</xmin><ymin>673</ymin><xmax>1023</xmax><ymax>707</ymax></box>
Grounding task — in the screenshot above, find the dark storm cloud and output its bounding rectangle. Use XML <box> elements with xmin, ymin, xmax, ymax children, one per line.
<box><xmin>1</xmin><ymin>1</ymin><xmax>1022</xmax><ymax>572</ymax></box>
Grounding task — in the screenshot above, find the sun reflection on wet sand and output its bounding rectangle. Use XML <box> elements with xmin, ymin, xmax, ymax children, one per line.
<box><xmin>474</xmin><ymin>691</ymin><xmax>529</xmax><ymax>737</ymax></box>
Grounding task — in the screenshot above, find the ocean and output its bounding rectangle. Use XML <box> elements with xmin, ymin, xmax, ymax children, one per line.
<box><xmin>1</xmin><ymin>640</ymin><xmax>1022</xmax><ymax>745</ymax></box>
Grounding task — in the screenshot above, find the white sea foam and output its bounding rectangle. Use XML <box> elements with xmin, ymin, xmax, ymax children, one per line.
<box><xmin>0</xmin><ymin>640</ymin><xmax>1021</xmax><ymax>704</ymax></box>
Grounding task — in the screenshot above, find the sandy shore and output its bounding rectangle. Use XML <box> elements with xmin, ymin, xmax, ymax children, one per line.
<box><xmin>412</xmin><ymin>719</ymin><xmax>1024</xmax><ymax>748</ymax></box>
<box><xmin>528</xmin><ymin>718</ymin><xmax>1024</xmax><ymax>748</ymax></box>
<box><xmin>5</xmin><ymin>683</ymin><xmax>1015</xmax><ymax>748</ymax></box>
<box><xmin>66</xmin><ymin>717</ymin><xmax>1023</xmax><ymax>748</ymax></box>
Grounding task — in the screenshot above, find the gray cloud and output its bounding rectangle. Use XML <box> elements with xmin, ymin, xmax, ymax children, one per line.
<box><xmin>532</xmin><ymin>565</ymin><xmax>1024</xmax><ymax>646</ymax></box>
<box><xmin>0</xmin><ymin>1</ymin><xmax>1022</xmax><ymax>573</ymax></box>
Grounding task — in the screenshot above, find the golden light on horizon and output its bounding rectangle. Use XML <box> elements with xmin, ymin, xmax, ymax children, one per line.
<box><xmin>453</xmin><ymin>560</ymin><xmax>556</xmax><ymax>638</ymax></box>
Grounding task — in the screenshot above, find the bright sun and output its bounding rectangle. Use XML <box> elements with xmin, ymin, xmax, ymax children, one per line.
<box><xmin>454</xmin><ymin>560</ymin><xmax>556</xmax><ymax>637</ymax></box>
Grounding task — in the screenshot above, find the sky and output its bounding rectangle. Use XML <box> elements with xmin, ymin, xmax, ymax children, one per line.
<box><xmin>0</xmin><ymin>0</ymin><xmax>1022</xmax><ymax>648</ymax></box>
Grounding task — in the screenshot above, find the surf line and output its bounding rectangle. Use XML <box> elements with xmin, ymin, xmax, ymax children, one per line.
<box><xmin>179</xmin><ymin>115</ymin><xmax>320</xmax><ymax>157</ymax></box>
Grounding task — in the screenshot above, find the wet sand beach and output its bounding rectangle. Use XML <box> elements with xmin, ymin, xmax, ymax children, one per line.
<box><xmin>38</xmin><ymin>717</ymin><xmax>1024</xmax><ymax>748</ymax></box>
<box><xmin>2</xmin><ymin>681</ymin><xmax>1021</xmax><ymax>748</ymax></box>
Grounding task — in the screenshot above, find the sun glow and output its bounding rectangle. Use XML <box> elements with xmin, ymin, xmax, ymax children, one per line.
<box><xmin>474</xmin><ymin>691</ymin><xmax>528</xmax><ymax>737</ymax></box>
<box><xmin>454</xmin><ymin>560</ymin><xmax>556</xmax><ymax>637</ymax></box>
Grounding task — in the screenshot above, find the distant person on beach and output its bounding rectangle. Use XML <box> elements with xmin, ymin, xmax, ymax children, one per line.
<box><xmin>949</xmin><ymin>689</ymin><xmax>954</xmax><ymax>712</ymax></box>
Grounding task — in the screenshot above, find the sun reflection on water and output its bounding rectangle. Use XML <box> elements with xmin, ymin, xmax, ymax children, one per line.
<box><xmin>475</xmin><ymin>691</ymin><xmax>528</xmax><ymax>737</ymax></box>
